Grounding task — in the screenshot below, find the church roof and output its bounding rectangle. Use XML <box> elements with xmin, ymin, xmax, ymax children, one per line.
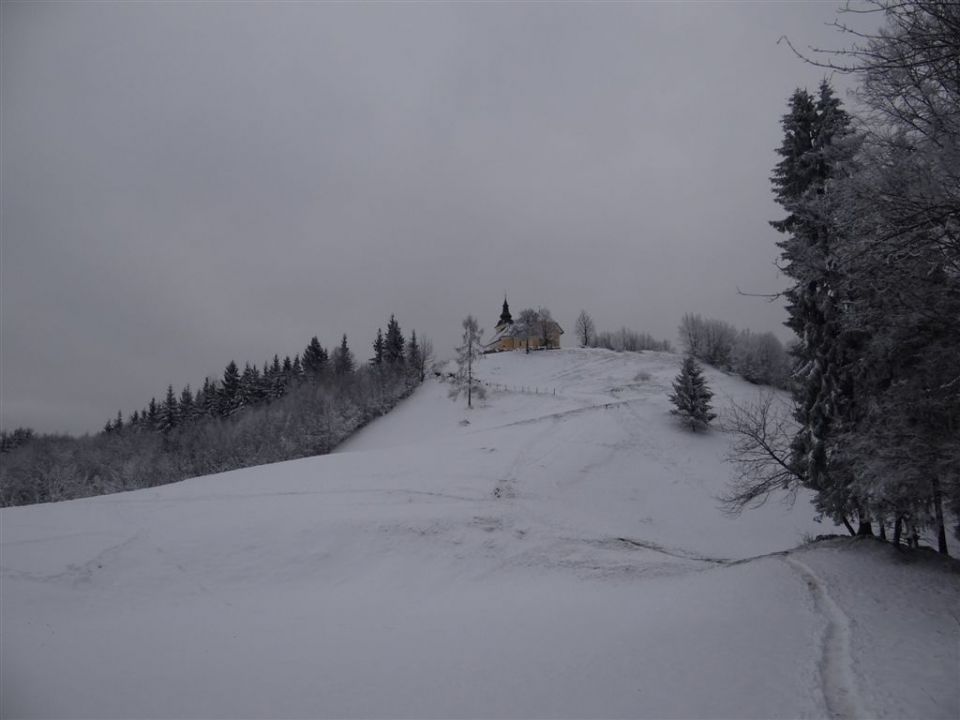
<box><xmin>498</xmin><ymin>297</ymin><xmax>513</xmax><ymax>326</ymax></box>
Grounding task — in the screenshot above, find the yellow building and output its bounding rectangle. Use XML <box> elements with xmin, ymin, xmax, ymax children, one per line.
<box><xmin>484</xmin><ymin>298</ymin><xmax>563</xmax><ymax>353</ymax></box>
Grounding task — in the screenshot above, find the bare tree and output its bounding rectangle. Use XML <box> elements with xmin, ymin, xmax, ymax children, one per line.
<box><xmin>718</xmin><ymin>392</ymin><xmax>804</xmax><ymax>516</ymax></box>
<box><xmin>574</xmin><ymin>310</ymin><xmax>595</xmax><ymax>347</ymax></box>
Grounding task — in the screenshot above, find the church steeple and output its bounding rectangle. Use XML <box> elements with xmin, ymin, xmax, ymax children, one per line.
<box><xmin>498</xmin><ymin>296</ymin><xmax>513</xmax><ymax>326</ymax></box>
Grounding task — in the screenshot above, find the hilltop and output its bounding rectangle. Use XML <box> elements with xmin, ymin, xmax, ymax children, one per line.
<box><xmin>2</xmin><ymin>348</ymin><xmax>957</xmax><ymax>718</ymax></box>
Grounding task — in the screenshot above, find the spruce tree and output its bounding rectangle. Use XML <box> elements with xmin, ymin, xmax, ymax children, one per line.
<box><xmin>179</xmin><ymin>385</ymin><xmax>195</xmax><ymax>423</ymax></box>
<box><xmin>333</xmin><ymin>334</ymin><xmax>355</xmax><ymax>376</ymax></box>
<box><xmin>239</xmin><ymin>362</ymin><xmax>260</xmax><ymax>408</ymax></box>
<box><xmin>302</xmin><ymin>337</ymin><xmax>329</xmax><ymax>378</ymax></box>
<box><xmin>371</xmin><ymin>328</ymin><xmax>384</xmax><ymax>367</ymax></box>
<box><xmin>147</xmin><ymin>397</ymin><xmax>159</xmax><ymax>430</ymax></box>
<box><xmin>219</xmin><ymin>361</ymin><xmax>241</xmax><ymax>417</ymax></box>
<box><xmin>157</xmin><ymin>384</ymin><xmax>179</xmax><ymax>433</ymax></box>
<box><xmin>384</xmin><ymin>315</ymin><xmax>405</xmax><ymax>367</ymax></box>
<box><xmin>407</xmin><ymin>330</ymin><xmax>422</xmax><ymax>382</ymax></box>
<box><xmin>771</xmin><ymin>80</ymin><xmax>863</xmax><ymax>530</ymax></box>
<box><xmin>669</xmin><ymin>357</ymin><xmax>716</xmax><ymax>432</ymax></box>
<box><xmin>201</xmin><ymin>377</ymin><xmax>218</xmax><ymax>417</ymax></box>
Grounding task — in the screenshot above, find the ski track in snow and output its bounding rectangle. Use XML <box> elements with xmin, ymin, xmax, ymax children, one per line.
<box><xmin>784</xmin><ymin>555</ymin><xmax>868</xmax><ymax>720</ymax></box>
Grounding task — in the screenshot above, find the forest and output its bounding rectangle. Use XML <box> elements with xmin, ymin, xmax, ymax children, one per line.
<box><xmin>0</xmin><ymin>316</ymin><xmax>430</xmax><ymax>506</ymax></box>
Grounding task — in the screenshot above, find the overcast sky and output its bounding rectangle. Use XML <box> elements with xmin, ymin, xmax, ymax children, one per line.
<box><xmin>1</xmin><ymin>1</ymin><xmax>861</xmax><ymax>435</ymax></box>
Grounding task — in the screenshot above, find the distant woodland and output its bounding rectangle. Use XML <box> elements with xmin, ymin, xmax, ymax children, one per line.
<box><xmin>0</xmin><ymin>316</ymin><xmax>430</xmax><ymax>507</ymax></box>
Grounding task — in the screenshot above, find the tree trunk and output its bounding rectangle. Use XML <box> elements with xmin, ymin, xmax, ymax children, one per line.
<box><xmin>893</xmin><ymin>516</ymin><xmax>903</xmax><ymax>547</ymax></box>
<box><xmin>842</xmin><ymin>515</ymin><xmax>856</xmax><ymax>536</ymax></box>
<box><xmin>878</xmin><ymin>519</ymin><xmax>887</xmax><ymax>542</ymax></box>
<box><xmin>932</xmin><ymin>476</ymin><xmax>948</xmax><ymax>556</ymax></box>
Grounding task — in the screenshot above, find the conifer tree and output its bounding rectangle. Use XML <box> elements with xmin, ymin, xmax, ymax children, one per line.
<box><xmin>333</xmin><ymin>334</ymin><xmax>355</xmax><ymax>376</ymax></box>
<box><xmin>157</xmin><ymin>384</ymin><xmax>179</xmax><ymax>433</ymax></box>
<box><xmin>669</xmin><ymin>357</ymin><xmax>716</xmax><ymax>432</ymax></box>
<box><xmin>302</xmin><ymin>337</ymin><xmax>329</xmax><ymax>378</ymax></box>
<box><xmin>147</xmin><ymin>397</ymin><xmax>159</xmax><ymax>430</ymax></box>
<box><xmin>114</xmin><ymin>410</ymin><xmax>124</xmax><ymax>433</ymax></box>
<box><xmin>201</xmin><ymin>377</ymin><xmax>218</xmax><ymax>417</ymax></box>
<box><xmin>407</xmin><ymin>330</ymin><xmax>422</xmax><ymax>382</ymax></box>
<box><xmin>384</xmin><ymin>315</ymin><xmax>405</xmax><ymax>367</ymax></box>
<box><xmin>219</xmin><ymin>361</ymin><xmax>241</xmax><ymax>417</ymax></box>
<box><xmin>179</xmin><ymin>385</ymin><xmax>195</xmax><ymax>423</ymax></box>
<box><xmin>772</xmin><ymin>80</ymin><xmax>863</xmax><ymax>531</ymax></box>
<box><xmin>371</xmin><ymin>328</ymin><xmax>384</xmax><ymax>366</ymax></box>
<box><xmin>239</xmin><ymin>362</ymin><xmax>261</xmax><ymax>408</ymax></box>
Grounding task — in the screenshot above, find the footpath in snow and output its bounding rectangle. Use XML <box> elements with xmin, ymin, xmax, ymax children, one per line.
<box><xmin>2</xmin><ymin>348</ymin><xmax>958</xmax><ymax>718</ymax></box>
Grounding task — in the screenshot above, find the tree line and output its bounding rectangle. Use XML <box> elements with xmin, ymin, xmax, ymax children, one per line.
<box><xmin>573</xmin><ymin>310</ymin><xmax>673</xmax><ymax>353</ymax></box>
<box><xmin>0</xmin><ymin>316</ymin><xmax>432</xmax><ymax>507</ymax></box>
<box><xmin>725</xmin><ymin>2</ymin><xmax>959</xmax><ymax>554</ymax></box>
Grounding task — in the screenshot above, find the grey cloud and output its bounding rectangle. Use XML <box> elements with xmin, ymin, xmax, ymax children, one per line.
<box><xmin>1</xmin><ymin>1</ymin><xmax>853</xmax><ymax>434</ymax></box>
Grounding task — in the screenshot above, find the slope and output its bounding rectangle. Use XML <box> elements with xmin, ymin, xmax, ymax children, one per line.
<box><xmin>2</xmin><ymin>348</ymin><xmax>957</xmax><ymax>718</ymax></box>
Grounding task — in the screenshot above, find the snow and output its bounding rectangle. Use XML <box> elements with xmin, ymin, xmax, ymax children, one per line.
<box><xmin>2</xmin><ymin>348</ymin><xmax>958</xmax><ymax>718</ymax></box>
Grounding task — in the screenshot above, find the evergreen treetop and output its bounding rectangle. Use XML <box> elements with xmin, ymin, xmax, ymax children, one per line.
<box><xmin>669</xmin><ymin>356</ymin><xmax>716</xmax><ymax>432</ymax></box>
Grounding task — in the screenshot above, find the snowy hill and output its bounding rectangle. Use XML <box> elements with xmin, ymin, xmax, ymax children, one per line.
<box><xmin>2</xmin><ymin>348</ymin><xmax>958</xmax><ymax>718</ymax></box>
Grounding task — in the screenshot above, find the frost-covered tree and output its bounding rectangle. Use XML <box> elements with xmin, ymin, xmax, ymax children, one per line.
<box><xmin>669</xmin><ymin>357</ymin><xmax>716</xmax><ymax>432</ymax></box>
<box><xmin>574</xmin><ymin>310</ymin><xmax>595</xmax><ymax>347</ymax></box>
<box><xmin>450</xmin><ymin>315</ymin><xmax>485</xmax><ymax>408</ymax></box>
<box><xmin>732</xmin><ymin>331</ymin><xmax>790</xmax><ymax>388</ymax></box>
<box><xmin>724</xmin><ymin>4</ymin><xmax>959</xmax><ymax>550</ymax></box>
<box><xmin>517</xmin><ymin>308</ymin><xmax>539</xmax><ymax>354</ymax></box>
<box><xmin>537</xmin><ymin>307</ymin><xmax>555</xmax><ymax>348</ymax></box>
<box><xmin>797</xmin><ymin>2</ymin><xmax>960</xmax><ymax>550</ymax></box>
<box><xmin>771</xmin><ymin>80</ymin><xmax>865</xmax><ymax>530</ymax></box>
<box><xmin>678</xmin><ymin>314</ymin><xmax>737</xmax><ymax>369</ymax></box>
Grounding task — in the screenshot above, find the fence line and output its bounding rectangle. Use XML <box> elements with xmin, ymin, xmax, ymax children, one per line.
<box><xmin>481</xmin><ymin>381</ymin><xmax>558</xmax><ymax>397</ymax></box>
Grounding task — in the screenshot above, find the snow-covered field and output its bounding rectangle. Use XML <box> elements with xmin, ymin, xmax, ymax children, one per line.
<box><xmin>2</xmin><ymin>349</ymin><xmax>957</xmax><ymax>718</ymax></box>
